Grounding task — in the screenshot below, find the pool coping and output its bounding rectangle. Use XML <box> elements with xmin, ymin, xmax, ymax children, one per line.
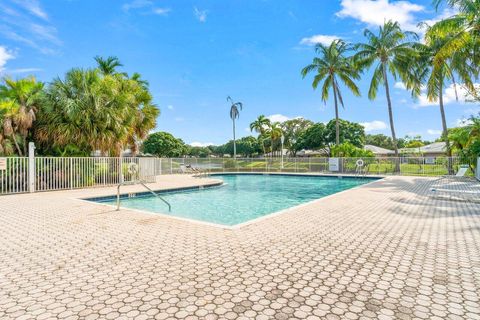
<box><xmin>79</xmin><ymin>173</ymin><xmax>385</xmax><ymax>230</ymax></box>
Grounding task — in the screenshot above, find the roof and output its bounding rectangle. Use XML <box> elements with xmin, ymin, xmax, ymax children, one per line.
<box><xmin>364</xmin><ymin>145</ymin><xmax>395</xmax><ymax>155</ymax></box>
<box><xmin>400</xmin><ymin>142</ymin><xmax>446</xmax><ymax>154</ymax></box>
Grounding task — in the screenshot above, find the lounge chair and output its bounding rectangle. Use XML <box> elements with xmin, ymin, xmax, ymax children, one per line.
<box><xmin>178</xmin><ymin>164</ymin><xmax>195</xmax><ymax>174</ymax></box>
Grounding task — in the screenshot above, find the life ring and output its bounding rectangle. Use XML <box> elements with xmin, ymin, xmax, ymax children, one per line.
<box><xmin>356</xmin><ymin>159</ymin><xmax>364</xmax><ymax>167</ymax></box>
<box><xmin>128</xmin><ymin>162</ymin><xmax>139</xmax><ymax>175</ymax></box>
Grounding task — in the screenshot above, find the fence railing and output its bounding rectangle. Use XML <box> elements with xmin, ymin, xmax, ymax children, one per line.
<box><xmin>0</xmin><ymin>156</ymin><xmax>161</xmax><ymax>195</ymax></box>
<box><xmin>162</xmin><ymin>156</ymin><xmax>477</xmax><ymax>177</ymax></box>
<box><xmin>0</xmin><ymin>156</ymin><xmax>476</xmax><ymax>195</ymax></box>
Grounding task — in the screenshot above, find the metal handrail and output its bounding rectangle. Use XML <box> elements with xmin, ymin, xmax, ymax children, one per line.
<box><xmin>116</xmin><ymin>181</ymin><xmax>171</xmax><ymax>212</ymax></box>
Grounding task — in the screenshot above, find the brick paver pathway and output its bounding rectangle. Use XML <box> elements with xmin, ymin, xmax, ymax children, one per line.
<box><xmin>0</xmin><ymin>175</ymin><xmax>479</xmax><ymax>319</ymax></box>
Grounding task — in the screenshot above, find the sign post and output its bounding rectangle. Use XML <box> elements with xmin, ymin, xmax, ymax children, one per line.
<box><xmin>329</xmin><ymin>158</ymin><xmax>339</xmax><ymax>172</ymax></box>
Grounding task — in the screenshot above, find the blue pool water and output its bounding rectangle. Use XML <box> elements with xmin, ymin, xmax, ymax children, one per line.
<box><xmin>91</xmin><ymin>174</ymin><xmax>377</xmax><ymax>226</ymax></box>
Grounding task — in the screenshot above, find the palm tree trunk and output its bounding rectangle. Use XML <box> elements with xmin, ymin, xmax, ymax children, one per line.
<box><xmin>382</xmin><ymin>64</ymin><xmax>400</xmax><ymax>172</ymax></box>
<box><xmin>12</xmin><ymin>134</ymin><xmax>23</xmax><ymax>157</ymax></box>
<box><xmin>438</xmin><ymin>75</ymin><xmax>453</xmax><ymax>174</ymax></box>
<box><xmin>332</xmin><ymin>81</ymin><xmax>340</xmax><ymax>146</ymax></box>
<box><xmin>232</xmin><ymin>119</ymin><xmax>236</xmax><ymax>159</ymax></box>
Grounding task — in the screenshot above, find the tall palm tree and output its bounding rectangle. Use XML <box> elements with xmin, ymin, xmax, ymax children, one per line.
<box><xmin>417</xmin><ymin>25</ymin><xmax>474</xmax><ymax>159</ymax></box>
<box><xmin>0</xmin><ymin>76</ymin><xmax>43</xmax><ymax>155</ymax></box>
<box><xmin>94</xmin><ymin>56</ymin><xmax>124</xmax><ymax>76</ymax></box>
<box><xmin>249</xmin><ymin>115</ymin><xmax>271</xmax><ymax>156</ymax></box>
<box><xmin>227</xmin><ymin>96</ymin><xmax>243</xmax><ymax>159</ymax></box>
<box><xmin>354</xmin><ymin>21</ymin><xmax>419</xmax><ymax>158</ymax></box>
<box><xmin>301</xmin><ymin>39</ymin><xmax>361</xmax><ymax>145</ymax></box>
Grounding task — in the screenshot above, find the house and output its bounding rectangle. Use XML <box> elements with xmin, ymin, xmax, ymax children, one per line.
<box><xmin>400</xmin><ymin>142</ymin><xmax>447</xmax><ymax>157</ymax></box>
<box><xmin>364</xmin><ymin>145</ymin><xmax>395</xmax><ymax>157</ymax></box>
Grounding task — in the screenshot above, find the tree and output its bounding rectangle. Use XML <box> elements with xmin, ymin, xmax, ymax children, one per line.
<box><xmin>265</xmin><ymin>122</ymin><xmax>283</xmax><ymax>157</ymax></box>
<box><xmin>0</xmin><ymin>99</ymin><xmax>19</xmax><ymax>155</ymax></box>
<box><xmin>330</xmin><ymin>142</ymin><xmax>374</xmax><ymax>157</ymax></box>
<box><xmin>354</xmin><ymin>21</ymin><xmax>419</xmax><ymax>158</ymax></box>
<box><xmin>227</xmin><ymin>96</ymin><xmax>243</xmax><ymax>159</ymax></box>
<box><xmin>301</xmin><ymin>39</ymin><xmax>361</xmax><ymax>145</ymax></box>
<box><xmin>431</xmin><ymin>0</ymin><xmax>480</xmax><ymax>71</ymax></box>
<box><xmin>416</xmin><ymin>26</ymin><xmax>473</xmax><ymax>158</ymax></box>
<box><xmin>365</xmin><ymin>134</ymin><xmax>395</xmax><ymax>149</ymax></box>
<box><xmin>249</xmin><ymin>115</ymin><xmax>271</xmax><ymax>156</ymax></box>
<box><xmin>0</xmin><ymin>76</ymin><xmax>44</xmax><ymax>155</ymax></box>
<box><xmin>142</xmin><ymin>132</ymin><xmax>186</xmax><ymax>157</ymax></box>
<box><xmin>94</xmin><ymin>56</ymin><xmax>124</xmax><ymax>76</ymax></box>
<box><xmin>325</xmin><ymin>119</ymin><xmax>365</xmax><ymax>148</ymax></box>
<box><xmin>36</xmin><ymin>67</ymin><xmax>159</xmax><ymax>155</ymax></box>
<box><xmin>297</xmin><ymin>123</ymin><xmax>327</xmax><ymax>151</ymax></box>
<box><xmin>280</xmin><ymin>118</ymin><xmax>313</xmax><ymax>156</ymax></box>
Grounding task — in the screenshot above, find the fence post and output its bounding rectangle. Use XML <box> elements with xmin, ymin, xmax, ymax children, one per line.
<box><xmin>28</xmin><ymin>142</ymin><xmax>35</xmax><ymax>193</ymax></box>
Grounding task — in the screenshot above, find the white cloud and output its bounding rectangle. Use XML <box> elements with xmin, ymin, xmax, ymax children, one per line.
<box><xmin>122</xmin><ymin>0</ymin><xmax>170</xmax><ymax>16</ymax></box>
<box><xmin>12</xmin><ymin>0</ymin><xmax>48</xmax><ymax>20</ymax></box>
<box><xmin>153</xmin><ymin>8</ymin><xmax>171</xmax><ymax>15</ymax></box>
<box><xmin>394</xmin><ymin>82</ymin><xmax>407</xmax><ymax>90</ymax></box>
<box><xmin>7</xmin><ymin>67</ymin><xmax>42</xmax><ymax>74</ymax></box>
<box><xmin>190</xmin><ymin>142</ymin><xmax>214</xmax><ymax>147</ymax></box>
<box><xmin>427</xmin><ymin>129</ymin><xmax>442</xmax><ymax>135</ymax></box>
<box><xmin>0</xmin><ymin>46</ymin><xmax>14</xmax><ymax>72</ymax></box>
<box><xmin>266</xmin><ymin>114</ymin><xmax>302</xmax><ymax>123</ymax></box>
<box><xmin>455</xmin><ymin>118</ymin><xmax>473</xmax><ymax>127</ymax></box>
<box><xmin>300</xmin><ymin>34</ymin><xmax>340</xmax><ymax>46</ymax></box>
<box><xmin>174</xmin><ymin>117</ymin><xmax>184</xmax><ymax>122</ymax></box>
<box><xmin>360</xmin><ymin>120</ymin><xmax>387</xmax><ymax>132</ymax></box>
<box><xmin>0</xmin><ymin>1</ymin><xmax>60</xmax><ymax>54</ymax></box>
<box><xmin>194</xmin><ymin>7</ymin><xmax>208</xmax><ymax>22</ymax></box>
<box><xmin>336</xmin><ymin>0</ymin><xmax>424</xmax><ymax>31</ymax></box>
<box><xmin>416</xmin><ymin>84</ymin><xmax>479</xmax><ymax>107</ymax></box>
<box><xmin>167</xmin><ymin>105</ymin><xmax>174</xmax><ymax>110</ymax></box>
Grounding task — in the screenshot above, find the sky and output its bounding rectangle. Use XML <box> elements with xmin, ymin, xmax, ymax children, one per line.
<box><xmin>0</xmin><ymin>0</ymin><xmax>479</xmax><ymax>146</ymax></box>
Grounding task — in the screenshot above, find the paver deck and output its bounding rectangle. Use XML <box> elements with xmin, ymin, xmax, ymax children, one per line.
<box><xmin>0</xmin><ymin>175</ymin><xmax>479</xmax><ymax>320</ymax></box>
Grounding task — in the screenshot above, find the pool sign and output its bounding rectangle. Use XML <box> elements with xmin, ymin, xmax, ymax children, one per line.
<box><xmin>0</xmin><ymin>158</ymin><xmax>6</xmax><ymax>171</ymax></box>
<box><xmin>329</xmin><ymin>158</ymin><xmax>339</xmax><ymax>172</ymax></box>
<box><xmin>425</xmin><ymin>157</ymin><xmax>435</xmax><ymax>164</ymax></box>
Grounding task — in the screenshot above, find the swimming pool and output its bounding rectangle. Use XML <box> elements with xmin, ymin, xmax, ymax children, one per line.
<box><xmin>89</xmin><ymin>174</ymin><xmax>378</xmax><ymax>226</ymax></box>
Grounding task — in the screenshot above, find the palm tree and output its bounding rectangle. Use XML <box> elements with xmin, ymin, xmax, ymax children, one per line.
<box><xmin>0</xmin><ymin>76</ymin><xmax>43</xmax><ymax>155</ymax></box>
<box><xmin>0</xmin><ymin>99</ymin><xmax>21</xmax><ymax>155</ymax></box>
<box><xmin>249</xmin><ymin>115</ymin><xmax>271</xmax><ymax>156</ymax></box>
<box><xmin>227</xmin><ymin>96</ymin><xmax>243</xmax><ymax>159</ymax></box>
<box><xmin>417</xmin><ymin>26</ymin><xmax>474</xmax><ymax>159</ymax></box>
<box><xmin>354</xmin><ymin>21</ymin><xmax>419</xmax><ymax>158</ymax></box>
<box><xmin>301</xmin><ymin>39</ymin><xmax>361</xmax><ymax>145</ymax></box>
<box><xmin>94</xmin><ymin>56</ymin><xmax>124</xmax><ymax>76</ymax></box>
<box><xmin>431</xmin><ymin>0</ymin><xmax>480</xmax><ymax>71</ymax></box>
<box><xmin>266</xmin><ymin>122</ymin><xmax>283</xmax><ymax>157</ymax></box>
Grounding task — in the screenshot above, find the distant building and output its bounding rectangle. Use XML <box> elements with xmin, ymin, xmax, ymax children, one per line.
<box><xmin>364</xmin><ymin>145</ymin><xmax>395</xmax><ymax>157</ymax></box>
<box><xmin>400</xmin><ymin>142</ymin><xmax>447</xmax><ymax>157</ymax></box>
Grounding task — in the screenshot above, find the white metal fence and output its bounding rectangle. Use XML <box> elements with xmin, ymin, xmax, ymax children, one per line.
<box><xmin>0</xmin><ymin>156</ymin><xmax>161</xmax><ymax>195</ymax></box>
<box><xmin>0</xmin><ymin>156</ymin><xmax>477</xmax><ymax>195</ymax></box>
<box><xmin>162</xmin><ymin>156</ymin><xmax>478</xmax><ymax>177</ymax></box>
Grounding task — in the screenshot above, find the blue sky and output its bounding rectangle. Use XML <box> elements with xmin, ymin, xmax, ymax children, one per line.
<box><xmin>0</xmin><ymin>0</ymin><xmax>478</xmax><ymax>146</ymax></box>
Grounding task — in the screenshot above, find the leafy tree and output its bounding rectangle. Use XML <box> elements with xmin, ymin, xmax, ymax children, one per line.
<box><xmin>0</xmin><ymin>100</ymin><xmax>18</xmax><ymax>155</ymax></box>
<box><xmin>301</xmin><ymin>39</ymin><xmax>360</xmax><ymax>145</ymax></box>
<box><xmin>325</xmin><ymin>119</ymin><xmax>365</xmax><ymax>148</ymax></box>
<box><xmin>449</xmin><ymin>115</ymin><xmax>480</xmax><ymax>161</ymax></box>
<box><xmin>186</xmin><ymin>146</ymin><xmax>212</xmax><ymax>158</ymax></box>
<box><xmin>142</xmin><ymin>132</ymin><xmax>186</xmax><ymax>157</ymax></box>
<box><xmin>354</xmin><ymin>21</ymin><xmax>419</xmax><ymax>157</ymax></box>
<box><xmin>0</xmin><ymin>76</ymin><xmax>44</xmax><ymax>155</ymax></box>
<box><xmin>365</xmin><ymin>134</ymin><xmax>395</xmax><ymax>149</ymax></box>
<box><xmin>227</xmin><ymin>96</ymin><xmax>243</xmax><ymax>158</ymax></box>
<box><xmin>297</xmin><ymin>122</ymin><xmax>327</xmax><ymax>151</ymax></box>
<box><xmin>280</xmin><ymin>118</ymin><xmax>313</xmax><ymax>156</ymax></box>
<box><xmin>330</xmin><ymin>142</ymin><xmax>374</xmax><ymax>157</ymax></box>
